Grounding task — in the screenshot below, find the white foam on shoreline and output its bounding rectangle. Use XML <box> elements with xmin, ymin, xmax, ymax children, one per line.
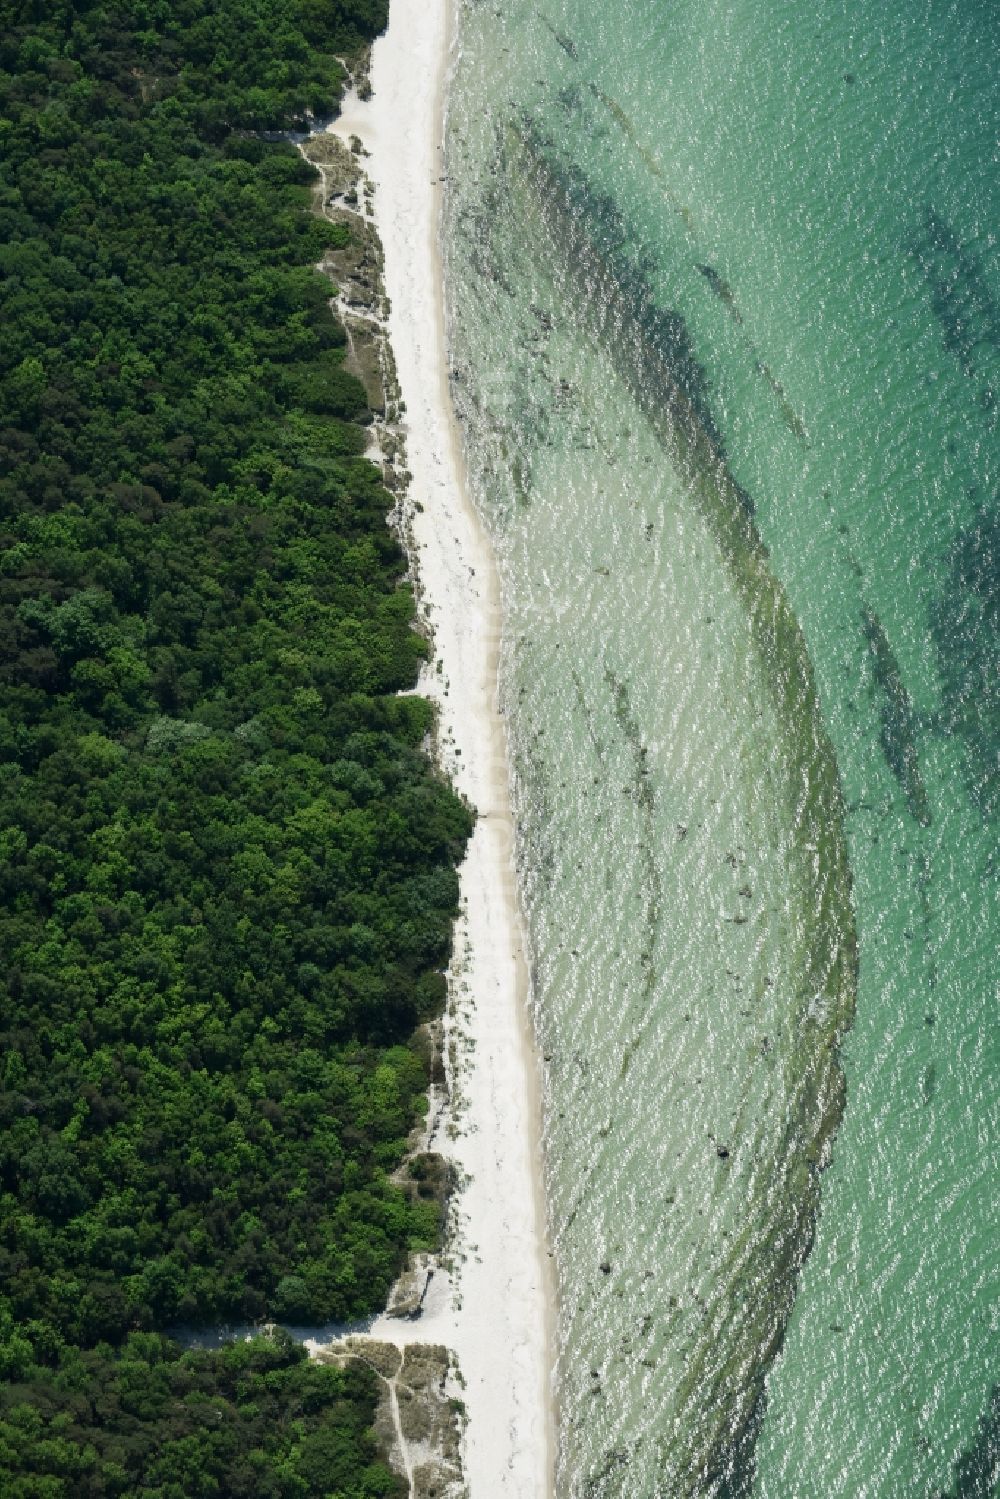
<box><xmin>324</xmin><ymin>4</ymin><xmax>555</xmax><ymax>1494</ymax></box>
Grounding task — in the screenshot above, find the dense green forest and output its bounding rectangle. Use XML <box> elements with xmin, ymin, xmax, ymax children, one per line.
<box><xmin>0</xmin><ymin>1</ymin><xmax>470</xmax><ymax>1491</ymax></box>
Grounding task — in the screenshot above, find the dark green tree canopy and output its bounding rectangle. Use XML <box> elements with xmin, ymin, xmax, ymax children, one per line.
<box><xmin>0</xmin><ymin>0</ymin><xmax>465</xmax><ymax>1492</ymax></box>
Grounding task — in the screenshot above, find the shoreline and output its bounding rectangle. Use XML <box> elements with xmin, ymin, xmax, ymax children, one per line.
<box><xmin>328</xmin><ymin>3</ymin><xmax>556</xmax><ymax>1494</ymax></box>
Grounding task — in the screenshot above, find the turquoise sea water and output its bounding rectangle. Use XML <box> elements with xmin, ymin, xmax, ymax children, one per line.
<box><xmin>443</xmin><ymin>0</ymin><xmax>998</xmax><ymax>1493</ymax></box>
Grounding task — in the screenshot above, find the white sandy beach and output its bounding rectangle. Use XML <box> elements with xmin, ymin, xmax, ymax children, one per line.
<box><xmin>326</xmin><ymin>3</ymin><xmax>555</xmax><ymax>1495</ymax></box>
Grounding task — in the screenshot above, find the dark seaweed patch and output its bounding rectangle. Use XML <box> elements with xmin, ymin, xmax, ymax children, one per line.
<box><xmin>603</xmin><ymin>667</ymin><xmax>661</xmax><ymax>1081</ymax></box>
<box><xmin>540</xmin><ymin>11</ymin><xmax>579</xmax><ymax>59</ymax></box>
<box><xmin>933</xmin><ymin>1385</ymin><xmax>1000</xmax><ymax>1499</ymax></box>
<box><xmin>697</xmin><ymin>262</ymin><xmax>743</xmax><ymax>324</ymax></box>
<box><xmin>930</xmin><ymin>505</ymin><xmax>1000</xmax><ymax>822</ymax></box>
<box><xmin>516</xmin><ymin>116</ymin><xmax>728</xmax><ymax>458</ymax></box>
<box><xmin>695</xmin><ymin>266</ymin><xmax>810</xmax><ymax>443</ymax></box>
<box><xmin>910</xmin><ymin>207</ymin><xmax>1000</xmax><ymax>398</ymax></box>
<box><xmin>860</xmin><ymin>604</ymin><xmax>932</xmax><ymax>826</ymax></box>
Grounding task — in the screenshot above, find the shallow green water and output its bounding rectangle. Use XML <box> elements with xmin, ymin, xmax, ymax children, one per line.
<box><xmin>443</xmin><ymin>1</ymin><xmax>998</xmax><ymax>1493</ymax></box>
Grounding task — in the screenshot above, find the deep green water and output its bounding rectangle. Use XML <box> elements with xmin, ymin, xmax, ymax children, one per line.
<box><xmin>443</xmin><ymin>1</ymin><xmax>998</xmax><ymax>1493</ymax></box>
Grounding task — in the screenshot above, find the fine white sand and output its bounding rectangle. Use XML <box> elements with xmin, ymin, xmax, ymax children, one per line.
<box><xmin>325</xmin><ymin>4</ymin><xmax>555</xmax><ymax>1495</ymax></box>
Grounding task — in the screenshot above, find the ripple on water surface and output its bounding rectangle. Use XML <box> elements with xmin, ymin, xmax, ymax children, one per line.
<box><xmin>445</xmin><ymin>0</ymin><xmax>998</xmax><ymax>1492</ymax></box>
